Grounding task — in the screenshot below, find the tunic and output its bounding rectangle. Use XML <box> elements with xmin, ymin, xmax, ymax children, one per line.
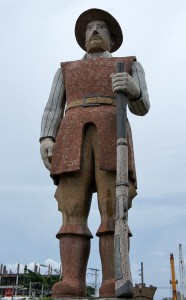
<box><xmin>50</xmin><ymin>57</ymin><xmax>137</xmax><ymax>187</ymax></box>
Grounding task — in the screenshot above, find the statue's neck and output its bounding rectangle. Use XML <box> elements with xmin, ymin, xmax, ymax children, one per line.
<box><xmin>83</xmin><ymin>51</ymin><xmax>112</xmax><ymax>59</ymax></box>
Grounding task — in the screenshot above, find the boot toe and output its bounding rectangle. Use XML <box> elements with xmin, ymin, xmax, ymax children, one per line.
<box><xmin>52</xmin><ymin>280</ymin><xmax>87</xmax><ymax>298</ymax></box>
<box><xmin>99</xmin><ymin>278</ymin><xmax>115</xmax><ymax>298</ymax></box>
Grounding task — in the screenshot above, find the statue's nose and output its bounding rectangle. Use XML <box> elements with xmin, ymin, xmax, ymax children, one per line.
<box><xmin>92</xmin><ymin>28</ymin><xmax>98</xmax><ymax>34</ymax></box>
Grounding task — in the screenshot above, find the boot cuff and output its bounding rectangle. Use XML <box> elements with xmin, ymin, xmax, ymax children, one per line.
<box><xmin>56</xmin><ymin>224</ymin><xmax>93</xmax><ymax>239</ymax></box>
<box><xmin>96</xmin><ymin>221</ymin><xmax>115</xmax><ymax>237</ymax></box>
<box><xmin>96</xmin><ymin>221</ymin><xmax>132</xmax><ymax>237</ymax></box>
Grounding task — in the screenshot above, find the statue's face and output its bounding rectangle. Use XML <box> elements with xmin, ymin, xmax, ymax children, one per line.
<box><xmin>85</xmin><ymin>20</ymin><xmax>114</xmax><ymax>53</ymax></box>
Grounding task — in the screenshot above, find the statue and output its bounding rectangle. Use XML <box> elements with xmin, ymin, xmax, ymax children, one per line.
<box><xmin>40</xmin><ymin>8</ymin><xmax>150</xmax><ymax>298</ymax></box>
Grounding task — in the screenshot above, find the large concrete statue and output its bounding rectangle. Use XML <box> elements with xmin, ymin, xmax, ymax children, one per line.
<box><xmin>40</xmin><ymin>8</ymin><xmax>150</xmax><ymax>298</ymax></box>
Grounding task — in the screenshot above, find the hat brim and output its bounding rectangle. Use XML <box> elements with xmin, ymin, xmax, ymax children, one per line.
<box><xmin>75</xmin><ymin>8</ymin><xmax>123</xmax><ymax>53</ymax></box>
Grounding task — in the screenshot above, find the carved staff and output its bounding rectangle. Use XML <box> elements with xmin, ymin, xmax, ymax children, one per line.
<box><xmin>115</xmin><ymin>62</ymin><xmax>134</xmax><ymax>298</ymax></box>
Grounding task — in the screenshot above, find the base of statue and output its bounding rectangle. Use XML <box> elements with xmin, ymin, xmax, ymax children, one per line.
<box><xmin>53</xmin><ymin>298</ymin><xmax>146</xmax><ymax>300</ymax></box>
<box><xmin>52</xmin><ymin>283</ymin><xmax>157</xmax><ymax>300</ymax></box>
<box><xmin>52</xmin><ymin>298</ymin><xmax>133</xmax><ymax>300</ymax></box>
<box><xmin>53</xmin><ymin>284</ymin><xmax>157</xmax><ymax>300</ymax></box>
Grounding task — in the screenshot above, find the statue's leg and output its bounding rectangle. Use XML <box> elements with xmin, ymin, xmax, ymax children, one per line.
<box><xmin>52</xmin><ymin>126</ymin><xmax>95</xmax><ymax>298</ymax></box>
<box><xmin>52</xmin><ymin>234</ymin><xmax>91</xmax><ymax>298</ymax></box>
<box><xmin>96</xmin><ymin>170</ymin><xmax>116</xmax><ymax>298</ymax></box>
<box><xmin>85</xmin><ymin>124</ymin><xmax>116</xmax><ymax>297</ymax></box>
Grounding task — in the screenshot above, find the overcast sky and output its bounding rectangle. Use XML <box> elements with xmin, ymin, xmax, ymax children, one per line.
<box><xmin>1</xmin><ymin>1</ymin><xmax>186</xmax><ymax>299</ymax></box>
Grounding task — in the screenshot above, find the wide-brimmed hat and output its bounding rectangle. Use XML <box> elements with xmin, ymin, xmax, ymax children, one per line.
<box><xmin>75</xmin><ymin>8</ymin><xmax>123</xmax><ymax>53</ymax></box>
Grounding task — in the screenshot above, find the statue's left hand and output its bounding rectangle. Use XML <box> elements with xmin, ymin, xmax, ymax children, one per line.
<box><xmin>40</xmin><ymin>138</ymin><xmax>55</xmax><ymax>171</ymax></box>
<box><xmin>111</xmin><ymin>72</ymin><xmax>141</xmax><ymax>100</ymax></box>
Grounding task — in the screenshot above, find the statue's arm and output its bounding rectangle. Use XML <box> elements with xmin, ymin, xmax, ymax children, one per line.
<box><xmin>40</xmin><ymin>68</ymin><xmax>66</xmax><ymax>170</ymax></box>
<box><xmin>128</xmin><ymin>61</ymin><xmax>150</xmax><ymax>116</ymax></box>
<box><xmin>40</xmin><ymin>68</ymin><xmax>65</xmax><ymax>141</ymax></box>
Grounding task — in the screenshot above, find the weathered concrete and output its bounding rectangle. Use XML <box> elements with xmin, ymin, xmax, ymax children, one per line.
<box><xmin>133</xmin><ymin>283</ymin><xmax>157</xmax><ymax>299</ymax></box>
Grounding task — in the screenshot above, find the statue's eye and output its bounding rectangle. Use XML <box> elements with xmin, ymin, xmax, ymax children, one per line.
<box><xmin>86</xmin><ymin>25</ymin><xmax>92</xmax><ymax>31</ymax></box>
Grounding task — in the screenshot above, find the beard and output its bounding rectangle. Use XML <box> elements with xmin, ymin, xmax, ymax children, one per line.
<box><xmin>85</xmin><ymin>38</ymin><xmax>110</xmax><ymax>53</ymax></box>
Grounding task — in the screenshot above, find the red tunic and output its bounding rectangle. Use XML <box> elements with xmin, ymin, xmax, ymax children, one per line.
<box><xmin>51</xmin><ymin>57</ymin><xmax>137</xmax><ymax>188</ymax></box>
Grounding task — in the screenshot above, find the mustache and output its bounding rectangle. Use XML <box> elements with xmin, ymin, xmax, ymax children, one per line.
<box><xmin>90</xmin><ymin>33</ymin><xmax>102</xmax><ymax>40</ymax></box>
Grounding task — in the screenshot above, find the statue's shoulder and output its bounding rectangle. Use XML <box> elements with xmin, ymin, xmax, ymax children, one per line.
<box><xmin>112</xmin><ymin>56</ymin><xmax>137</xmax><ymax>74</ymax></box>
<box><xmin>115</xmin><ymin>55</ymin><xmax>137</xmax><ymax>62</ymax></box>
<box><xmin>60</xmin><ymin>59</ymin><xmax>82</xmax><ymax>68</ymax></box>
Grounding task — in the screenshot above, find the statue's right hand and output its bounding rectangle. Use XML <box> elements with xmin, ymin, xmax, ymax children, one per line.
<box><xmin>40</xmin><ymin>138</ymin><xmax>55</xmax><ymax>171</ymax></box>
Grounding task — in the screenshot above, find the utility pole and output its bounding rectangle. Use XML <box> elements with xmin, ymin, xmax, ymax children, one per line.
<box><xmin>139</xmin><ymin>262</ymin><xmax>144</xmax><ymax>285</ymax></box>
<box><xmin>29</xmin><ymin>281</ymin><xmax>32</xmax><ymax>298</ymax></box>
<box><xmin>48</xmin><ymin>264</ymin><xmax>51</xmax><ymax>276</ymax></box>
<box><xmin>88</xmin><ymin>268</ymin><xmax>99</xmax><ymax>297</ymax></box>
<box><xmin>15</xmin><ymin>263</ymin><xmax>20</xmax><ymax>297</ymax></box>
<box><xmin>41</xmin><ymin>284</ymin><xmax>44</xmax><ymax>298</ymax></box>
<box><xmin>0</xmin><ymin>264</ymin><xmax>3</xmax><ymax>285</ymax></box>
<box><xmin>179</xmin><ymin>244</ymin><xmax>186</xmax><ymax>300</ymax></box>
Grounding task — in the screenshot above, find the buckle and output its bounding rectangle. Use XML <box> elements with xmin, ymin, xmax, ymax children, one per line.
<box><xmin>83</xmin><ymin>95</ymin><xmax>101</xmax><ymax>107</ymax></box>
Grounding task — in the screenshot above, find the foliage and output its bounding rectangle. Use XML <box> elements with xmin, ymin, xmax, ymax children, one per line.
<box><xmin>13</xmin><ymin>270</ymin><xmax>95</xmax><ymax>298</ymax></box>
<box><xmin>18</xmin><ymin>269</ymin><xmax>60</xmax><ymax>297</ymax></box>
<box><xmin>87</xmin><ymin>285</ymin><xmax>95</xmax><ymax>297</ymax></box>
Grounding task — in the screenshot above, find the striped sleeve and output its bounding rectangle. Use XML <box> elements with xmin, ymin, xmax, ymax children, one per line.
<box><xmin>128</xmin><ymin>61</ymin><xmax>150</xmax><ymax>116</ymax></box>
<box><xmin>40</xmin><ymin>68</ymin><xmax>66</xmax><ymax>141</ymax></box>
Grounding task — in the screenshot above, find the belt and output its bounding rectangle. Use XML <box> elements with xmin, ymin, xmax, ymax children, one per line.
<box><xmin>66</xmin><ymin>96</ymin><xmax>116</xmax><ymax>111</ymax></box>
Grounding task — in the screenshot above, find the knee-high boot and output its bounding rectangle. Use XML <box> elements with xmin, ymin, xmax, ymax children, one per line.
<box><xmin>52</xmin><ymin>235</ymin><xmax>90</xmax><ymax>298</ymax></box>
<box><xmin>99</xmin><ymin>233</ymin><xmax>115</xmax><ymax>298</ymax></box>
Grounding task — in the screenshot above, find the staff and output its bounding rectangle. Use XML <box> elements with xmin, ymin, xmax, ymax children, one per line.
<box><xmin>115</xmin><ymin>62</ymin><xmax>134</xmax><ymax>298</ymax></box>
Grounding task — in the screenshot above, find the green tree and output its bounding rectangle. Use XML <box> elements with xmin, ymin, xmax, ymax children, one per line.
<box><xmin>19</xmin><ymin>269</ymin><xmax>60</xmax><ymax>297</ymax></box>
<box><xmin>87</xmin><ymin>285</ymin><xmax>95</xmax><ymax>297</ymax></box>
